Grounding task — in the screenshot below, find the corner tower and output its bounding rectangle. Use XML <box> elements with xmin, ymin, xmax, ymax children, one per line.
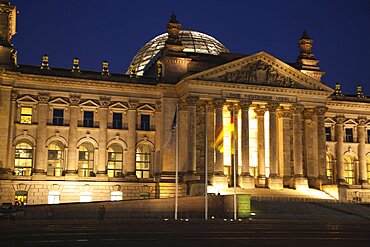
<box><xmin>0</xmin><ymin>1</ymin><xmax>17</xmax><ymax>68</ymax></box>
<box><xmin>295</xmin><ymin>30</ymin><xmax>324</xmax><ymax>81</ymax></box>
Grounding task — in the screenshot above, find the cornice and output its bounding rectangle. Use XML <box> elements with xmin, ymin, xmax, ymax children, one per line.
<box><xmin>327</xmin><ymin>99</ymin><xmax>370</xmax><ymax>109</ymax></box>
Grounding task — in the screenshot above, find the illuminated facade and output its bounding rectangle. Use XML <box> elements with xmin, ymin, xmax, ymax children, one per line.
<box><xmin>1</xmin><ymin>2</ymin><xmax>370</xmax><ymax>205</ymax></box>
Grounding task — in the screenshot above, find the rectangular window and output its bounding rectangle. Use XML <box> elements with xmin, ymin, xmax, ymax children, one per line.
<box><xmin>20</xmin><ymin>107</ymin><xmax>32</xmax><ymax>124</ymax></box>
<box><xmin>367</xmin><ymin>129</ymin><xmax>370</xmax><ymax>143</ymax></box>
<box><xmin>112</xmin><ymin>112</ymin><xmax>123</xmax><ymax>129</ymax></box>
<box><xmin>345</xmin><ymin>128</ymin><xmax>353</xmax><ymax>142</ymax></box>
<box><xmin>325</xmin><ymin>127</ymin><xmax>331</xmax><ymax>141</ymax></box>
<box><xmin>140</xmin><ymin>114</ymin><xmax>150</xmax><ymax>130</ymax></box>
<box><xmin>83</xmin><ymin>111</ymin><xmax>94</xmax><ymax>127</ymax></box>
<box><xmin>52</xmin><ymin>109</ymin><xmax>64</xmax><ymax>126</ymax></box>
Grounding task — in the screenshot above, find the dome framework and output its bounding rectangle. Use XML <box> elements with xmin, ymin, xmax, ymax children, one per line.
<box><xmin>128</xmin><ymin>30</ymin><xmax>229</xmax><ymax>76</ymax></box>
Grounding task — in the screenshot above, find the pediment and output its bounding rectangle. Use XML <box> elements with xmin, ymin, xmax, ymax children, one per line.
<box><xmin>16</xmin><ymin>95</ymin><xmax>38</xmax><ymax>104</ymax></box>
<box><xmin>324</xmin><ymin>118</ymin><xmax>336</xmax><ymax>124</ymax></box>
<box><xmin>109</xmin><ymin>102</ymin><xmax>128</xmax><ymax>110</ymax></box>
<box><xmin>49</xmin><ymin>97</ymin><xmax>69</xmax><ymax>106</ymax></box>
<box><xmin>344</xmin><ymin>119</ymin><xmax>357</xmax><ymax>125</ymax></box>
<box><xmin>79</xmin><ymin>99</ymin><xmax>99</xmax><ymax>108</ymax></box>
<box><xmin>186</xmin><ymin>52</ymin><xmax>333</xmax><ymax>92</ymax></box>
<box><xmin>137</xmin><ymin>104</ymin><xmax>156</xmax><ymax>112</ymax></box>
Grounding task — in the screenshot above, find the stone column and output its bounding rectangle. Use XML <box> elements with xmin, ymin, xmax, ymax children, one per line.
<box><xmin>178</xmin><ymin>100</ymin><xmax>188</xmax><ymax>173</ymax></box>
<box><xmin>278</xmin><ymin>107</ymin><xmax>292</xmax><ymax>186</ymax></box>
<box><xmin>255</xmin><ymin>105</ymin><xmax>267</xmax><ymax>187</ymax></box>
<box><xmin>66</xmin><ymin>95</ymin><xmax>80</xmax><ymax>177</ymax></box>
<box><xmin>317</xmin><ymin>106</ymin><xmax>328</xmax><ymax>183</ymax></box>
<box><xmin>212</xmin><ymin>98</ymin><xmax>228</xmax><ymax>189</ymax></box>
<box><xmin>357</xmin><ymin>116</ymin><xmax>367</xmax><ymax>184</ymax></box>
<box><xmin>4</xmin><ymin>90</ymin><xmax>17</xmax><ymax>174</ymax></box>
<box><xmin>303</xmin><ymin>109</ymin><xmax>319</xmax><ymax>187</ymax></box>
<box><xmin>183</xmin><ymin>96</ymin><xmax>200</xmax><ymax>182</ymax></box>
<box><xmin>96</xmin><ymin>96</ymin><xmax>110</xmax><ymax>179</ymax></box>
<box><xmin>267</xmin><ymin>103</ymin><xmax>283</xmax><ymax>189</ymax></box>
<box><xmin>34</xmin><ymin>93</ymin><xmax>50</xmax><ymax>175</ymax></box>
<box><xmin>335</xmin><ymin>115</ymin><xmax>345</xmax><ymax>183</ymax></box>
<box><xmin>239</xmin><ymin>100</ymin><xmax>254</xmax><ymax>188</ymax></box>
<box><xmin>126</xmin><ymin>102</ymin><xmax>138</xmax><ymax>178</ymax></box>
<box><xmin>205</xmin><ymin>102</ymin><xmax>215</xmax><ymax>181</ymax></box>
<box><xmin>292</xmin><ymin>104</ymin><xmax>308</xmax><ymax>190</ymax></box>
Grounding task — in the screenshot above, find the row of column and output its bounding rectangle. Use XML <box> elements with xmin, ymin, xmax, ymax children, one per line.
<box><xmin>180</xmin><ymin>96</ymin><xmax>329</xmax><ymax>189</ymax></box>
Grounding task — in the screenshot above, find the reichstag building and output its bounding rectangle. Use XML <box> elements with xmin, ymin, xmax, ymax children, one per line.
<box><xmin>1</xmin><ymin>1</ymin><xmax>369</xmax><ymax>205</ymax></box>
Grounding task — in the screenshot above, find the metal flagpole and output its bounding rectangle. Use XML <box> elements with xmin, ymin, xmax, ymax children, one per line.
<box><xmin>233</xmin><ymin>105</ymin><xmax>237</xmax><ymax>220</ymax></box>
<box><xmin>205</xmin><ymin>104</ymin><xmax>208</xmax><ymax>220</ymax></box>
<box><xmin>175</xmin><ymin>104</ymin><xmax>179</xmax><ymax>220</ymax></box>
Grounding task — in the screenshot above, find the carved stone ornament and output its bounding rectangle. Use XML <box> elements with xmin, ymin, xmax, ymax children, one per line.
<box><xmin>213</xmin><ymin>98</ymin><xmax>225</xmax><ymax>109</ymax></box>
<box><xmin>38</xmin><ymin>92</ymin><xmax>50</xmax><ymax>103</ymax></box>
<box><xmin>277</xmin><ymin>107</ymin><xmax>292</xmax><ymax>118</ymax></box>
<box><xmin>358</xmin><ymin>116</ymin><xmax>367</xmax><ymax>126</ymax></box>
<box><xmin>11</xmin><ymin>90</ymin><xmax>18</xmax><ymax>101</ymax></box>
<box><xmin>128</xmin><ymin>101</ymin><xmax>139</xmax><ymax>109</ymax></box>
<box><xmin>69</xmin><ymin>94</ymin><xmax>81</xmax><ymax>106</ymax></box>
<box><xmin>216</xmin><ymin>60</ymin><xmax>295</xmax><ymax>87</ymax></box>
<box><xmin>99</xmin><ymin>96</ymin><xmax>111</xmax><ymax>107</ymax></box>
<box><xmin>185</xmin><ymin>96</ymin><xmax>199</xmax><ymax>106</ymax></box>
<box><xmin>335</xmin><ymin>115</ymin><xmax>346</xmax><ymax>124</ymax></box>
<box><xmin>155</xmin><ymin>102</ymin><xmax>162</xmax><ymax>112</ymax></box>
<box><xmin>292</xmin><ymin>104</ymin><xmax>305</xmax><ymax>114</ymax></box>
<box><xmin>316</xmin><ymin>106</ymin><xmax>327</xmax><ymax>116</ymax></box>
<box><xmin>239</xmin><ymin>100</ymin><xmax>252</xmax><ymax>110</ymax></box>
<box><xmin>303</xmin><ymin>108</ymin><xmax>315</xmax><ymax>120</ymax></box>
<box><xmin>266</xmin><ymin>102</ymin><xmax>279</xmax><ymax>112</ymax></box>
<box><xmin>254</xmin><ymin>105</ymin><xmax>267</xmax><ymax>116</ymax></box>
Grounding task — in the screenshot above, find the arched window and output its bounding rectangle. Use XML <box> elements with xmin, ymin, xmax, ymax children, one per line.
<box><xmin>135</xmin><ymin>143</ymin><xmax>152</xmax><ymax>178</ymax></box>
<box><xmin>107</xmin><ymin>144</ymin><xmax>123</xmax><ymax>178</ymax></box>
<box><xmin>78</xmin><ymin>143</ymin><xmax>94</xmax><ymax>177</ymax></box>
<box><xmin>366</xmin><ymin>156</ymin><xmax>370</xmax><ymax>184</ymax></box>
<box><xmin>47</xmin><ymin>142</ymin><xmax>64</xmax><ymax>176</ymax></box>
<box><xmin>344</xmin><ymin>155</ymin><xmax>355</xmax><ymax>185</ymax></box>
<box><xmin>14</xmin><ymin>142</ymin><xmax>33</xmax><ymax>176</ymax></box>
<box><xmin>326</xmin><ymin>154</ymin><xmax>334</xmax><ymax>182</ymax></box>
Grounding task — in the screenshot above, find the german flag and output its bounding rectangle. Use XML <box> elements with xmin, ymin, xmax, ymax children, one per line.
<box><xmin>230</xmin><ymin>111</ymin><xmax>235</xmax><ymax>155</ymax></box>
<box><xmin>214</xmin><ymin>126</ymin><xmax>224</xmax><ymax>153</ymax></box>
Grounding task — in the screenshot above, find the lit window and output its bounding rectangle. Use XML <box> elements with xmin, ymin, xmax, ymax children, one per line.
<box><xmin>83</xmin><ymin>111</ymin><xmax>94</xmax><ymax>127</ymax></box>
<box><xmin>135</xmin><ymin>144</ymin><xmax>152</xmax><ymax>178</ymax></box>
<box><xmin>52</xmin><ymin>109</ymin><xmax>64</xmax><ymax>126</ymax></box>
<box><xmin>112</xmin><ymin>112</ymin><xmax>122</xmax><ymax>129</ymax></box>
<box><xmin>47</xmin><ymin>142</ymin><xmax>64</xmax><ymax>176</ymax></box>
<box><xmin>15</xmin><ymin>191</ymin><xmax>28</xmax><ymax>206</ymax></box>
<box><xmin>48</xmin><ymin>191</ymin><xmax>60</xmax><ymax>204</ymax></box>
<box><xmin>367</xmin><ymin>158</ymin><xmax>370</xmax><ymax>184</ymax></box>
<box><xmin>326</xmin><ymin>154</ymin><xmax>334</xmax><ymax>182</ymax></box>
<box><xmin>80</xmin><ymin>191</ymin><xmax>92</xmax><ymax>202</ymax></box>
<box><xmin>111</xmin><ymin>191</ymin><xmax>123</xmax><ymax>201</ymax></box>
<box><xmin>140</xmin><ymin>114</ymin><xmax>150</xmax><ymax>130</ymax></box>
<box><xmin>20</xmin><ymin>106</ymin><xmax>32</xmax><ymax>124</ymax></box>
<box><xmin>78</xmin><ymin>143</ymin><xmax>94</xmax><ymax>177</ymax></box>
<box><xmin>14</xmin><ymin>142</ymin><xmax>33</xmax><ymax>176</ymax></box>
<box><xmin>344</xmin><ymin>155</ymin><xmax>355</xmax><ymax>185</ymax></box>
<box><xmin>325</xmin><ymin>127</ymin><xmax>331</xmax><ymax>141</ymax></box>
<box><xmin>345</xmin><ymin>128</ymin><xmax>353</xmax><ymax>142</ymax></box>
<box><xmin>107</xmin><ymin>145</ymin><xmax>123</xmax><ymax>178</ymax></box>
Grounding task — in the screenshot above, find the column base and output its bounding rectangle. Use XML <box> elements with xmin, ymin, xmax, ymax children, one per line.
<box><xmin>183</xmin><ymin>173</ymin><xmax>200</xmax><ymax>182</ymax></box>
<box><xmin>0</xmin><ymin>168</ymin><xmax>12</xmax><ymax>175</ymax></box>
<box><xmin>125</xmin><ymin>173</ymin><xmax>138</xmax><ymax>181</ymax></box>
<box><xmin>95</xmin><ymin>172</ymin><xmax>108</xmax><ymax>181</ymax></box>
<box><xmin>283</xmin><ymin>176</ymin><xmax>292</xmax><ymax>187</ymax></box>
<box><xmin>292</xmin><ymin>177</ymin><xmax>309</xmax><ymax>191</ymax></box>
<box><xmin>267</xmin><ymin>177</ymin><xmax>283</xmax><ymax>190</ymax></box>
<box><xmin>238</xmin><ymin>175</ymin><xmax>255</xmax><ymax>189</ymax></box>
<box><xmin>211</xmin><ymin>174</ymin><xmax>228</xmax><ymax>190</ymax></box>
<box><xmin>256</xmin><ymin>176</ymin><xmax>266</xmax><ymax>188</ymax></box>
<box><xmin>33</xmin><ymin>169</ymin><xmax>45</xmax><ymax>175</ymax></box>
<box><xmin>31</xmin><ymin>174</ymin><xmax>47</xmax><ymax>180</ymax></box>
<box><xmin>65</xmin><ymin>172</ymin><xmax>78</xmax><ymax>180</ymax></box>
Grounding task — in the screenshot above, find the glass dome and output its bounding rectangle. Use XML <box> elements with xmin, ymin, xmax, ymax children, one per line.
<box><xmin>128</xmin><ymin>30</ymin><xmax>229</xmax><ymax>76</ymax></box>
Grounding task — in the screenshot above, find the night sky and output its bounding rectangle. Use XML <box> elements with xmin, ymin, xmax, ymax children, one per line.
<box><xmin>10</xmin><ymin>0</ymin><xmax>370</xmax><ymax>94</ymax></box>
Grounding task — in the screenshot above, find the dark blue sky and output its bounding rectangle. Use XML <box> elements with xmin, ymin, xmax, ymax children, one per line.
<box><xmin>11</xmin><ymin>0</ymin><xmax>370</xmax><ymax>94</ymax></box>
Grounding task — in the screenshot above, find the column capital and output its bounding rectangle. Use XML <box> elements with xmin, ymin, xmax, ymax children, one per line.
<box><xmin>185</xmin><ymin>96</ymin><xmax>199</xmax><ymax>106</ymax></box>
<box><xmin>99</xmin><ymin>96</ymin><xmax>111</xmax><ymax>108</ymax></box>
<box><xmin>266</xmin><ymin>102</ymin><xmax>279</xmax><ymax>112</ymax></box>
<box><xmin>292</xmin><ymin>104</ymin><xmax>305</xmax><ymax>114</ymax></box>
<box><xmin>69</xmin><ymin>94</ymin><xmax>81</xmax><ymax>106</ymax></box>
<box><xmin>155</xmin><ymin>102</ymin><xmax>162</xmax><ymax>112</ymax></box>
<box><xmin>315</xmin><ymin>106</ymin><xmax>327</xmax><ymax>116</ymax></box>
<box><xmin>128</xmin><ymin>101</ymin><xmax>139</xmax><ymax>110</ymax></box>
<box><xmin>358</xmin><ymin>116</ymin><xmax>367</xmax><ymax>126</ymax></box>
<box><xmin>227</xmin><ymin>102</ymin><xmax>239</xmax><ymax>113</ymax></box>
<box><xmin>335</xmin><ymin>115</ymin><xmax>345</xmax><ymax>124</ymax></box>
<box><xmin>254</xmin><ymin>105</ymin><xmax>267</xmax><ymax>116</ymax></box>
<box><xmin>178</xmin><ymin>99</ymin><xmax>187</xmax><ymax>111</ymax></box>
<box><xmin>205</xmin><ymin>101</ymin><xmax>215</xmax><ymax>111</ymax></box>
<box><xmin>303</xmin><ymin>108</ymin><xmax>315</xmax><ymax>120</ymax></box>
<box><xmin>277</xmin><ymin>107</ymin><xmax>292</xmax><ymax>118</ymax></box>
<box><xmin>38</xmin><ymin>92</ymin><xmax>50</xmax><ymax>103</ymax></box>
<box><xmin>11</xmin><ymin>90</ymin><xmax>18</xmax><ymax>101</ymax></box>
<box><xmin>239</xmin><ymin>100</ymin><xmax>252</xmax><ymax>110</ymax></box>
<box><xmin>214</xmin><ymin>98</ymin><xmax>226</xmax><ymax>109</ymax></box>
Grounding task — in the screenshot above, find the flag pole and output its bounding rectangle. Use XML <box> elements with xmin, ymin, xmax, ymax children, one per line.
<box><xmin>233</xmin><ymin>105</ymin><xmax>237</xmax><ymax>221</ymax></box>
<box><xmin>205</xmin><ymin>104</ymin><xmax>208</xmax><ymax>220</ymax></box>
<box><xmin>175</xmin><ymin>104</ymin><xmax>179</xmax><ymax>220</ymax></box>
